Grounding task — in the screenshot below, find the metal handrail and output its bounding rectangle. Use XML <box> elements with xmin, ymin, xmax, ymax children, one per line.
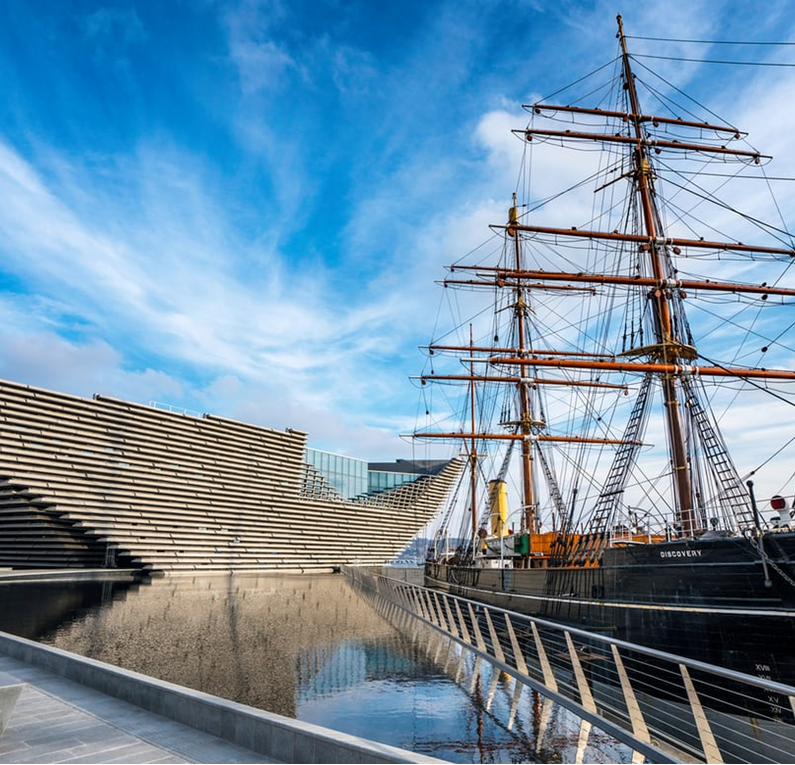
<box><xmin>342</xmin><ymin>565</ymin><xmax>795</xmax><ymax>765</ymax></box>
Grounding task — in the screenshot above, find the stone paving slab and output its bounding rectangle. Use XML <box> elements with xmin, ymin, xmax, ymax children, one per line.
<box><xmin>0</xmin><ymin>655</ymin><xmax>271</xmax><ymax>764</ymax></box>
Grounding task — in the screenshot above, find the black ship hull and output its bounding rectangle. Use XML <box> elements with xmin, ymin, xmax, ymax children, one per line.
<box><xmin>425</xmin><ymin>531</ymin><xmax>795</xmax><ymax>685</ymax></box>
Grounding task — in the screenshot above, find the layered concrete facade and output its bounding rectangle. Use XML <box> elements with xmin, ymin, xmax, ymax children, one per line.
<box><xmin>0</xmin><ymin>379</ymin><xmax>461</xmax><ymax>572</ymax></box>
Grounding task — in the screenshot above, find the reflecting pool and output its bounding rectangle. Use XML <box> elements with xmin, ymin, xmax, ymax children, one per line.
<box><xmin>0</xmin><ymin>573</ymin><xmax>627</xmax><ymax>763</ymax></box>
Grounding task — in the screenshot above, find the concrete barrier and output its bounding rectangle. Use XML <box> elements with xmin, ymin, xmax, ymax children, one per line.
<box><xmin>0</xmin><ymin>631</ymin><xmax>444</xmax><ymax>764</ymax></box>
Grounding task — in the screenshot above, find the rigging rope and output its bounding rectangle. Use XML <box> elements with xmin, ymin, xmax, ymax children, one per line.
<box><xmin>636</xmin><ymin>53</ymin><xmax>795</xmax><ymax>67</ymax></box>
<box><xmin>627</xmin><ymin>35</ymin><xmax>795</xmax><ymax>46</ymax></box>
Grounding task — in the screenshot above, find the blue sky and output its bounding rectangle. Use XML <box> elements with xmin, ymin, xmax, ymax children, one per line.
<box><xmin>1</xmin><ymin>0</ymin><xmax>794</xmax><ymax>461</ymax></box>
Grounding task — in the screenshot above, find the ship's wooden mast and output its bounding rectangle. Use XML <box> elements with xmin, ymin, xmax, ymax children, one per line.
<box><xmin>467</xmin><ymin>326</ymin><xmax>479</xmax><ymax>540</ymax></box>
<box><xmin>615</xmin><ymin>14</ymin><xmax>696</xmax><ymax>532</ymax></box>
<box><xmin>509</xmin><ymin>194</ymin><xmax>539</xmax><ymax>534</ymax></box>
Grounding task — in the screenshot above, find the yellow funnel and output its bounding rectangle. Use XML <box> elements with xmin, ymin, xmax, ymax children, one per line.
<box><xmin>488</xmin><ymin>479</ymin><xmax>508</xmax><ymax>537</ymax></box>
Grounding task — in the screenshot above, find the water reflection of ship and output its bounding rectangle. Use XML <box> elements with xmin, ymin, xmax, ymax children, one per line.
<box><xmin>297</xmin><ymin>635</ymin><xmax>554</xmax><ymax>762</ymax></box>
<box><xmin>436</xmin><ymin>639</ymin><xmax>626</xmax><ymax>763</ymax></box>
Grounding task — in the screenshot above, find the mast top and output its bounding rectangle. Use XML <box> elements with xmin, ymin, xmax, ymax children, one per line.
<box><xmin>509</xmin><ymin>192</ymin><xmax>519</xmax><ymax>226</ymax></box>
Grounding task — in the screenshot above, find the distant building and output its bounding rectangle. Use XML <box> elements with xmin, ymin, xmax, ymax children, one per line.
<box><xmin>304</xmin><ymin>452</ymin><xmax>452</xmax><ymax>501</ymax></box>
<box><xmin>367</xmin><ymin>459</ymin><xmax>452</xmax><ymax>495</ymax></box>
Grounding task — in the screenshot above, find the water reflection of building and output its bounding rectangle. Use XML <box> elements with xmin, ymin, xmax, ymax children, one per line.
<box><xmin>0</xmin><ymin>578</ymin><xmax>138</xmax><ymax>641</ymax></box>
<box><xmin>12</xmin><ymin>573</ymin><xmax>397</xmax><ymax>719</ymax></box>
<box><xmin>2</xmin><ymin>571</ymin><xmax>550</xmax><ymax>761</ymax></box>
<box><xmin>0</xmin><ymin>379</ymin><xmax>462</xmax><ymax>572</ymax></box>
<box><xmin>297</xmin><ymin>640</ymin><xmax>426</xmax><ymax>700</ymax></box>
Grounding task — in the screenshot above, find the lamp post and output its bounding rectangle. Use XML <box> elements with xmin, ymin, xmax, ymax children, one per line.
<box><xmin>628</xmin><ymin>505</ymin><xmax>668</xmax><ymax>543</ymax></box>
<box><xmin>482</xmin><ymin>507</ymin><xmax>526</xmax><ymax>570</ymax></box>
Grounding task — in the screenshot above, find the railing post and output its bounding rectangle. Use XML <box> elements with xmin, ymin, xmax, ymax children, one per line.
<box><xmin>483</xmin><ymin>609</ymin><xmax>506</xmax><ymax>664</ymax></box>
<box><xmin>610</xmin><ymin>644</ymin><xmax>651</xmax><ymax>765</ymax></box>
<box><xmin>453</xmin><ymin>600</ymin><xmax>471</xmax><ymax>682</ymax></box>
<box><xmin>680</xmin><ymin>664</ymin><xmax>723</xmax><ymax>764</ymax></box>
<box><xmin>505</xmin><ymin>615</ymin><xmax>527</xmax><ymax>730</ymax></box>
<box><xmin>442</xmin><ymin>596</ymin><xmax>459</xmax><ymax>639</ymax></box>
<box><xmin>505</xmin><ymin>615</ymin><xmax>528</xmax><ymax>674</ymax></box>
<box><xmin>430</xmin><ymin>591</ymin><xmax>449</xmax><ymax>631</ymax></box>
<box><xmin>530</xmin><ymin>622</ymin><xmax>558</xmax><ymax>692</ymax></box>
<box><xmin>467</xmin><ymin>602</ymin><xmax>487</xmax><ymax>653</ymax></box>
<box><xmin>454</xmin><ymin>600</ymin><xmax>471</xmax><ymax>645</ymax></box>
<box><xmin>467</xmin><ymin>602</ymin><xmax>487</xmax><ymax>694</ymax></box>
<box><xmin>565</xmin><ymin>632</ymin><xmax>597</xmax><ymax>764</ymax></box>
<box><xmin>482</xmin><ymin>609</ymin><xmax>507</xmax><ymax>710</ymax></box>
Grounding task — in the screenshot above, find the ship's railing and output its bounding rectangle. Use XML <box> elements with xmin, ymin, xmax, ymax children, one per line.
<box><xmin>342</xmin><ymin>565</ymin><xmax>795</xmax><ymax>765</ymax></box>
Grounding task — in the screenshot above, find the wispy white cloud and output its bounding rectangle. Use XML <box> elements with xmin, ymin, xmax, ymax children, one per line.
<box><xmin>0</xmin><ymin>0</ymin><xmax>793</xmax><ymax>467</ymax></box>
<box><xmin>82</xmin><ymin>6</ymin><xmax>147</xmax><ymax>51</ymax></box>
<box><xmin>0</xmin><ymin>120</ymin><xmax>438</xmax><ymax>455</ymax></box>
<box><xmin>222</xmin><ymin>0</ymin><xmax>298</xmax><ymax>94</ymax></box>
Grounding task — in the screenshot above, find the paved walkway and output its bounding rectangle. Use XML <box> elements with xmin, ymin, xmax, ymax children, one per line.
<box><xmin>0</xmin><ymin>654</ymin><xmax>272</xmax><ymax>764</ymax></box>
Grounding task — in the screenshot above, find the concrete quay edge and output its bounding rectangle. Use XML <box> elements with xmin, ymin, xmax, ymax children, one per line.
<box><xmin>0</xmin><ymin>631</ymin><xmax>446</xmax><ymax>764</ymax></box>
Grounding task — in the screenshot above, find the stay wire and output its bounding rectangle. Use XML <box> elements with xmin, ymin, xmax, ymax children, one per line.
<box><xmin>627</xmin><ymin>35</ymin><xmax>795</xmax><ymax>45</ymax></box>
<box><xmin>630</xmin><ymin>57</ymin><xmax>739</xmax><ymax>130</ymax></box>
<box><xmin>537</xmin><ymin>56</ymin><xmax>621</xmax><ymax>104</ymax></box>
<box><xmin>697</xmin><ymin>352</ymin><xmax>795</xmax><ymax>410</ymax></box>
<box><xmin>636</xmin><ymin>53</ymin><xmax>795</xmax><ymax>67</ymax></box>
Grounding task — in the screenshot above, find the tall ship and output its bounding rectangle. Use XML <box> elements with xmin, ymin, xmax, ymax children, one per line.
<box><xmin>417</xmin><ymin>16</ymin><xmax>795</xmax><ymax>684</ymax></box>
